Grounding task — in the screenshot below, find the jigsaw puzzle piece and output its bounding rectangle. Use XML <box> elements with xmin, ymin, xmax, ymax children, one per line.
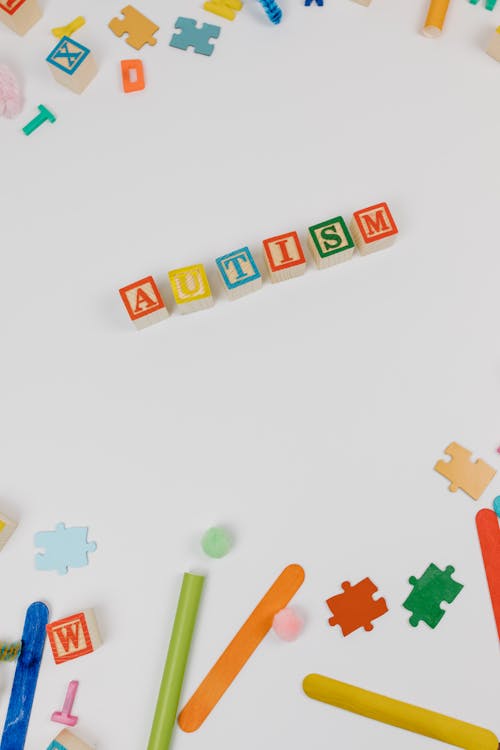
<box><xmin>403</xmin><ymin>563</ymin><xmax>463</xmax><ymax>629</ymax></box>
<box><xmin>35</xmin><ymin>522</ymin><xmax>97</xmax><ymax>575</ymax></box>
<box><xmin>169</xmin><ymin>17</ymin><xmax>221</xmax><ymax>56</ymax></box>
<box><xmin>109</xmin><ymin>5</ymin><xmax>159</xmax><ymax>50</ymax></box>
<box><xmin>434</xmin><ymin>442</ymin><xmax>496</xmax><ymax>500</ymax></box>
<box><xmin>326</xmin><ymin>578</ymin><xmax>388</xmax><ymax>636</ymax></box>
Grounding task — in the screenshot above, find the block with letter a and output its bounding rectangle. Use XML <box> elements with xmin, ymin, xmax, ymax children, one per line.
<box><xmin>0</xmin><ymin>0</ymin><xmax>42</xmax><ymax>35</ymax></box>
<box><xmin>47</xmin><ymin>609</ymin><xmax>102</xmax><ymax>664</ymax></box>
<box><xmin>119</xmin><ymin>276</ymin><xmax>169</xmax><ymax>330</ymax></box>
<box><xmin>262</xmin><ymin>230</ymin><xmax>307</xmax><ymax>283</ymax></box>
<box><xmin>350</xmin><ymin>202</ymin><xmax>398</xmax><ymax>255</ymax></box>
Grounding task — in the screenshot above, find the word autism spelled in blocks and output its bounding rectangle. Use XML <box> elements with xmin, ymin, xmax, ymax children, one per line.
<box><xmin>168</xmin><ymin>264</ymin><xmax>214</xmax><ymax>313</ymax></box>
<box><xmin>263</xmin><ymin>231</ymin><xmax>307</xmax><ymax>283</ymax></box>
<box><xmin>47</xmin><ymin>609</ymin><xmax>102</xmax><ymax>664</ymax></box>
<box><xmin>216</xmin><ymin>247</ymin><xmax>262</xmax><ymax>300</ymax></box>
<box><xmin>119</xmin><ymin>276</ymin><xmax>169</xmax><ymax>329</ymax></box>
<box><xmin>47</xmin><ymin>36</ymin><xmax>97</xmax><ymax>94</ymax></box>
<box><xmin>117</xmin><ymin>200</ymin><xmax>398</xmax><ymax>328</ymax></box>
<box><xmin>0</xmin><ymin>0</ymin><xmax>41</xmax><ymax>35</ymax></box>
<box><xmin>350</xmin><ymin>202</ymin><xmax>398</xmax><ymax>255</ymax></box>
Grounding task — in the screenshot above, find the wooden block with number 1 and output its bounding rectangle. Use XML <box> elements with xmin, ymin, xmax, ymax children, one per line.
<box><xmin>263</xmin><ymin>231</ymin><xmax>307</xmax><ymax>283</ymax></box>
<box><xmin>350</xmin><ymin>202</ymin><xmax>398</xmax><ymax>255</ymax></box>
<box><xmin>0</xmin><ymin>0</ymin><xmax>41</xmax><ymax>35</ymax></box>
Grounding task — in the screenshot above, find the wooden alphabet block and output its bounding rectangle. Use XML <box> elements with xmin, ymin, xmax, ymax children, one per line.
<box><xmin>487</xmin><ymin>27</ymin><xmax>500</xmax><ymax>61</ymax></box>
<box><xmin>47</xmin><ymin>610</ymin><xmax>102</xmax><ymax>665</ymax></box>
<box><xmin>119</xmin><ymin>276</ymin><xmax>169</xmax><ymax>330</ymax></box>
<box><xmin>434</xmin><ymin>442</ymin><xmax>496</xmax><ymax>501</ymax></box>
<box><xmin>0</xmin><ymin>0</ymin><xmax>41</xmax><ymax>35</ymax></box>
<box><xmin>351</xmin><ymin>0</ymin><xmax>371</xmax><ymax>5</ymax></box>
<box><xmin>350</xmin><ymin>202</ymin><xmax>398</xmax><ymax>255</ymax></box>
<box><xmin>48</xmin><ymin>730</ymin><xmax>93</xmax><ymax>750</ymax></box>
<box><xmin>46</xmin><ymin>36</ymin><xmax>97</xmax><ymax>94</ymax></box>
<box><xmin>262</xmin><ymin>231</ymin><xmax>307</xmax><ymax>283</ymax></box>
<box><xmin>168</xmin><ymin>264</ymin><xmax>214</xmax><ymax>313</ymax></box>
<box><xmin>307</xmin><ymin>216</ymin><xmax>355</xmax><ymax>269</ymax></box>
<box><xmin>216</xmin><ymin>247</ymin><xmax>262</xmax><ymax>300</ymax></box>
<box><xmin>0</xmin><ymin>512</ymin><xmax>17</xmax><ymax>552</ymax></box>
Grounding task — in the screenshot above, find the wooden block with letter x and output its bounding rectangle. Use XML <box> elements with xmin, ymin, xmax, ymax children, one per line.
<box><xmin>308</xmin><ymin>216</ymin><xmax>355</xmax><ymax>269</ymax></box>
<box><xmin>119</xmin><ymin>276</ymin><xmax>169</xmax><ymax>330</ymax></box>
<box><xmin>47</xmin><ymin>36</ymin><xmax>98</xmax><ymax>94</ymax></box>
<box><xmin>47</xmin><ymin>609</ymin><xmax>102</xmax><ymax>664</ymax></box>
<box><xmin>350</xmin><ymin>202</ymin><xmax>398</xmax><ymax>255</ymax></box>
<box><xmin>0</xmin><ymin>0</ymin><xmax>41</xmax><ymax>35</ymax></box>
<box><xmin>262</xmin><ymin>231</ymin><xmax>307</xmax><ymax>283</ymax></box>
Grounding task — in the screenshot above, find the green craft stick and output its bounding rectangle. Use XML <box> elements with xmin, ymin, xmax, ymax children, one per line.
<box><xmin>147</xmin><ymin>572</ymin><xmax>205</xmax><ymax>750</ymax></box>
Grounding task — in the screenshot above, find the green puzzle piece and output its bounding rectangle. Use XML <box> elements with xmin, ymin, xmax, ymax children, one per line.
<box><xmin>403</xmin><ymin>563</ymin><xmax>463</xmax><ymax>629</ymax></box>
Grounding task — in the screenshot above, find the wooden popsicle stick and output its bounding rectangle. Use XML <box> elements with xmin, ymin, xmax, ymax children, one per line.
<box><xmin>476</xmin><ymin>509</ymin><xmax>500</xmax><ymax>640</ymax></box>
<box><xmin>178</xmin><ymin>564</ymin><xmax>305</xmax><ymax>732</ymax></box>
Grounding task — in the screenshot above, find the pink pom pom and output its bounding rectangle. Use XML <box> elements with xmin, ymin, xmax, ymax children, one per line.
<box><xmin>272</xmin><ymin>607</ymin><xmax>304</xmax><ymax>641</ymax></box>
<box><xmin>0</xmin><ymin>65</ymin><xmax>22</xmax><ymax>119</ymax></box>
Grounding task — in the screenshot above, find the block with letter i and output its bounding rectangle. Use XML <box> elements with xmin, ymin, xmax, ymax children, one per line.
<box><xmin>350</xmin><ymin>202</ymin><xmax>398</xmax><ymax>255</ymax></box>
<box><xmin>47</xmin><ymin>36</ymin><xmax>97</xmax><ymax>94</ymax></box>
<box><xmin>47</xmin><ymin>609</ymin><xmax>102</xmax><ymax>665</ymax></box>
<box><xmin>0</xmin><ymin>0</ymin><xmax>41</xmax><ymax>35</ymax></box>
<box><xmin>263</xmin><ymin>231</ymin><xmax>307</xmax><ymax>283</ymax></box>
<box><xmin>48</xmin><ymin>730</ymin><xmax>93</xmax><ymax>750</ymax></box>
<box><xmin>216</xmin><ymin>247</ymin><xmax>262</xmax><ymax>300</ymax></box>
<box><xmin>168</xmin><ymin>264</ymin><xmax>214</xmax><ymax>314</ymax></box>
<box><xmin>119</xmin><ymin>276</ymin><xmax>169</xmax><ymax>330</ymax></box>
<box><xmin>307</xmin><ymin>216</ymin><xmax>355</xmax><ymax>269</ymax></box>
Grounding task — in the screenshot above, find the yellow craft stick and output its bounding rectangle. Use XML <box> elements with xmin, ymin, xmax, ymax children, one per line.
<box><xmin>422</xmin><ymin>0</ymin><xmax>451</xmax><ymax>38</ymax></box>
<box><xmin>52</xmin><ymin>16</ymin><xmax>86</xmax><ymax>38</ymax></box>
<box><xmin>303</xmin><ymin>674</ymin><xmax>499</xmax><ymax>750</ymax></box>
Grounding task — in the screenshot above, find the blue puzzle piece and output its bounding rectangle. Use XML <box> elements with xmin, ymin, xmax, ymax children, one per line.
<box><xmin>169</xmin><ymin>17</ymin><xmax>221</xmax><ymax>56</ymax></box>
<box><xmin>34</xmin><ymin>522</ymin><xmax>97</xmax><ymax>575</ymax></box>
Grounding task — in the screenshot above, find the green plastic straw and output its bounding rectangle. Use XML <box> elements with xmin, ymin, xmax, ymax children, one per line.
<box><xmin>147</xmin><ymin>572</ymin><xmax>205</xmax><ymax>750</ymax></box>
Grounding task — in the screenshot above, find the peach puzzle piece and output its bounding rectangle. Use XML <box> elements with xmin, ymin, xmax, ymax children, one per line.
<box><xmin>0</xmin><ymin>0</ymin><xmax>42</xmax><ymax>35</ymax></box>
<box><xmin>434</xmin><ymin>442</ymin><xmax>496</xmax><ymax>501</ymax></box>
<box><xmin>47</xmin><ymin>609</ymin><xmax>102</xmax><ymax>664</ymax></box>
<box><xmin>262</xmin><ymin>231</ymin><xmax>307</xmax><ymax>283</ymax></box>
<box><xmin>119</xmin><ymin>276</ymin><xmax>169</xmax><ymax>330</ymax></box>
<box><xmin>350</xmin><ymin>202</ymin><xmax>398</xmax><ymax>255</ymax></box>
<box><xmin>168</xmin><ymin>264</ymin><xmax>214</xmax><ymax>314</ymax></box>
<box><xmin>108</xmin><ymin>5</ymin><xmax>159</xmax><ymax>51</ymax></box>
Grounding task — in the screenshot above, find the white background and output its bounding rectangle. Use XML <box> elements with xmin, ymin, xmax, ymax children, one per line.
<box><xmin>1</xmin><ymin>0</ymin><xmax>499</xmax><ymax>748</ymax></box>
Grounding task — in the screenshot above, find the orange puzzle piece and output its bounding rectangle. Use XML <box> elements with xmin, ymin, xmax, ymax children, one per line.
<box><xmin>108</xmin><ymin>5</ymin><xmax>158</xmax><ymax>50</ymax></box>
<box><xmin>326</xmin><ymin>578</ymin><xmax>388</xmax><ymax>636</ymax></box>
<box><xmin>434</xmin><ymin>442</ymin><xmax>496</xmax><ymax>501</ymax></box>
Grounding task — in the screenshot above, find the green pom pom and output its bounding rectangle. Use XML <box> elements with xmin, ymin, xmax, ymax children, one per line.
<box><xmin>201</xmin><ymin>527</ymin><xmax>232</xmax><ymax>559</ymax></box>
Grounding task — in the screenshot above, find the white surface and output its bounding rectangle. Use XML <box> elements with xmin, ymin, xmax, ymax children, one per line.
<box><xmin>1</xmin><ymin>1</ymin><xmax>499</xmax><ymax>748</ymax></box>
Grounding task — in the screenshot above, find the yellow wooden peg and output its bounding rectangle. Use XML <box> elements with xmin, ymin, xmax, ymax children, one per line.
<box><xmin>52</xmin><ymin>16</ymin><xmax>85</xmax><ymax>38</ymax></box>
<box><xmin>203</xmin><ymin>0</ymin><xmax>243</xmax><ymax>21</ymax></box>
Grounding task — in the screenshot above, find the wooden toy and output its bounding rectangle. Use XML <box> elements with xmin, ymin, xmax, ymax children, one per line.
<box><xmin>303</xmin><ymin>674</ymin><xmax>499</xmax><ymax>750</ymax></box>
<box><xmin>170</xmin><ymin>18</ymin><xmax>221</xmax><ymax>56</ymax></box>
<box><xmin>350</xmin><ymin>202</ymin><xmax>398</xmax><ymax>255</ymax></box>
<box><xmin>35</xmin><ymin>523</ymin><xmax>96</xmax><ymax>575</ymax></box>
<box><xmin>256</xmin><ymin>0</ymin><xmax>282</xmax><ymax>23</ymax></box>
<box><xmin>178</xmin><ymin>564</ymin><xmax>305</xmax><ymax>732</ymax></box>
<box><xmin>0</xmin><ymin>0</ymin><xmax>41</xmax><ymax>35</ymax></box>
<box><xmin>326</xmin><ymin>578</ymin><xmax>388</xmax><ymax>636</ymax></box>
<box><xmin>422</xmin><ymin>0</ymin><xmax>450</xmax><ymax>37</ymax></box>
<box><xmin>434</xmin><ymin>442</ymin><xmax>496</xmax><ymax>500</ymax></box>
<box><xmin>486</xmin><ymin>27</ymin><xmax>500</xmax><ymax>61</ymax></box>
<box><xmin>0</xmin><ymin>512</ymin><xmax>17</xmax><ymax>552</ymax></box>
<box><xmin>52</xmin><ymin>681</ymin><xmax>79</xmax><ymax>726</ymax></box>
<box><xmin>109</xmin><ymin>6</ymin><xmax>159</xmax><ymax>50</ymax></box>
<box><xmin>262</xmin><ymin>231</ymin><xmax>307</xmax><ymax>283</ymax></box>
<box><xmin>351</xmin><ymin>0</ymin><xmax>372</xmax><ymax>5</ymax></box>
<box><xmin>22</xmin><ymin>105</ymin><xmax>56</xmax><ymax>136</ymax></box>
<box><xmin>403</xmin><ymin>563</ymin><xmax>463</xmax><ymax>629</ymax></box>
<box><xmin>0</xmin><ymin>65</ymin><xmax>22</xmax><ymax>119</ymax></box>
<box><xmin>476</xmin><ymin>509</ymin><xmax>500</xmax><ymax>640</ymax></box>
<box><xmin>216</xmin><ymin>248</ymin><xmax>262</xmax><ymax>300</ymax></box>
<box><xmin>52</xmin><ymin>16</ymin><xmax>85</xmax><ymax>38</ymax></box>
<box><xmin>119</xmin><ymin>276</ymin><xmax>169</xmax><ymax>329</ymax></box>
<box><xmin>203</xmin><ymin>0</ymin><xmax>242</xmax><ymax>21</ymax></box>
<box><xmin>1</xmin><ymin>602</ymin><xmax>49</xmax><ymax>750</ymax></box>
<box><xmin>168</xmin><ymin>265</ymin><xmax>214</xmax><ymax>314</ymax></box>
<box><xmin>47</xmin><ymin>37</ymin><xmax>97</xmax><ymax>95</ymax></box>
<box><xmin>47</xmin><ymin>730</ymin><xmax>92</xmax><ymax>750</ymax></box>
<box><xmin>147</xmin><ymin>573</ymin><xmax>205</xmax><ymax>750</ymax></box>
<box><xmin>0</xmin><ymin>642</ymin><xmax>21</xmax><ymax>662</ymax></box>
<box><xmin>47</xmin><ymin>609</ymin><xmax>102</xmax><ymax>665</ymax></box>
<box><xmin>307</xmin><ymin>216</ymin><xmax>355</xmax><ymax>269</ymax></box>
<box><xmin>121</xmin><ymin>59</ymin><xmax>145</xmax><ymax>93</ymax></box>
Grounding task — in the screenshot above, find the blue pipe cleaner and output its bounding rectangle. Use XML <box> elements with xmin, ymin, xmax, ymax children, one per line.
<box><xmin>257</xmin><ymin>0</ymin><xmax>282</xmax><ymax>24</ymax></box>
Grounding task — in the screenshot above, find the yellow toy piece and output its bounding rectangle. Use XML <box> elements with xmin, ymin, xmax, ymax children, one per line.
<box><xmin>434</xmin><ymin>442</ymin><xmax>496</xmax><ymax>501</ymax></box>
<box><xmin>203</xmin><ymin>0</ymin><xmax>243</xmax><ymax>21</ymax></box>
<box><xmin>168</xmin><ymin>264</ymin><xmax>214</xmax><ymax>314</ymax></box>
<box><xmin>52</xmin><ymin>16</ymin><xmax>85</xmax><ymax>38</ymax></box>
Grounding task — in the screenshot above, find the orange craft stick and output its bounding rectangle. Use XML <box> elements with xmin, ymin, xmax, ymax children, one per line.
<box><xmin>476</xmin><ymin>509</ymin><xmax>500</xmax><ymax>640</ymax></box>
<box><xmin>121</xmin><ymin>59</ymin><xmax>145</xmax><ymax>93</ymax></box>
<box><xmin>178</xmin><ymin>564</ymin><xmax>305</xmax><ymax>732</ymax></box>
<box><xmin>422</xmin><ymin>0</ymin><xmax>451</xmax><ymax>38</ymax></box>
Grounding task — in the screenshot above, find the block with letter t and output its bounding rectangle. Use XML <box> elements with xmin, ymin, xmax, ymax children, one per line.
<box><xmin>216</xmin><ymin>247</ymin><xmax>262</xmax><ymax>300</ymax></box>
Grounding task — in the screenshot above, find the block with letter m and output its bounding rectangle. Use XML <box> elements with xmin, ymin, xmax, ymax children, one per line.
<box><xmin>350</xmin><ymin>202</ymin><xmax>398</xmax><ymax>255</ymax></box>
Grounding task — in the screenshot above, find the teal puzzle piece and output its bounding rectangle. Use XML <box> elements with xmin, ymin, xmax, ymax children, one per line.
<box><xmin>34</xmin><ymin>522</ymin><xmax>96</xmax><ymax>576</ymax></box>
<box><xmin>403</xmin><ymin>563</ymin><xmax>463</xmax><ymax>629</ymax></box>
<box><xmin>169</xmin><ymin>17</ymin><xmax>221</xmax><ymax>56</ymax></box>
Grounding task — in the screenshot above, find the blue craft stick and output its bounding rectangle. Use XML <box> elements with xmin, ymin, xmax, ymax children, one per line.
<box><xmin>256</xmin><ymin>0</ymin><xmax>282</xmax><ymax>24</ymax></box>
<box><xmin>0</xmin><ymin>602</ymin><xmax>49</xmax><ymax>750</ymax></box>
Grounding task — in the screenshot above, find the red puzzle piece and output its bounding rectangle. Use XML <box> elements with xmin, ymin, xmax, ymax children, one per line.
<box><xmin>326</xmin><ymin>578</ymin><xmax>388</xmax><ymax>636</ymax></box>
